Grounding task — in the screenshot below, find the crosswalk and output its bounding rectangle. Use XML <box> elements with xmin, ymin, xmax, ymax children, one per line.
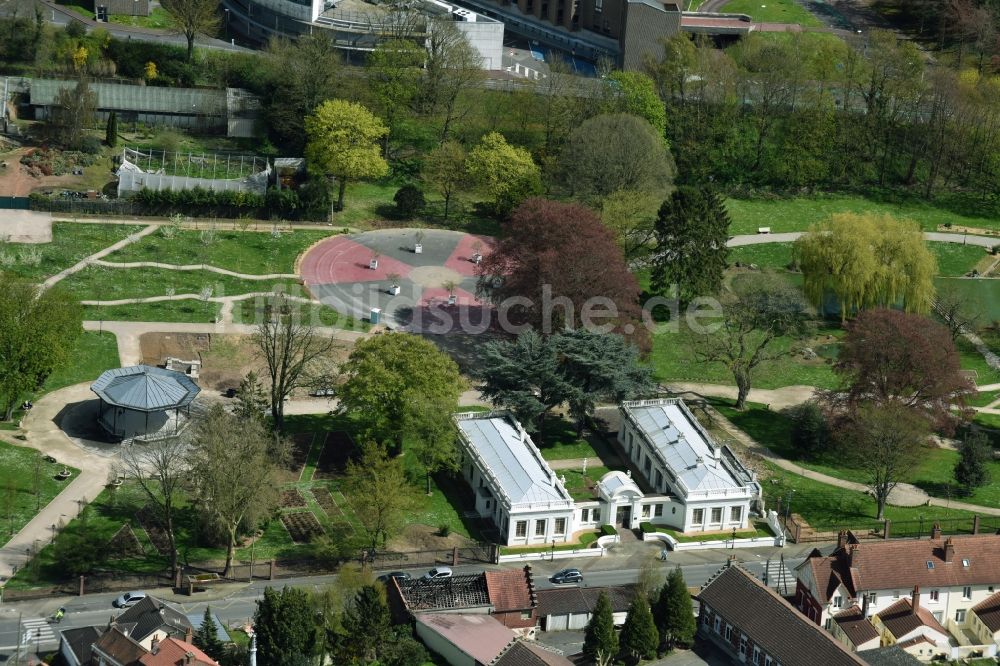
<box><xmin>19</xmin><ymin>617</ymin><xmax>59</xmax><ymax>648</ymax></box>
<box><xmin>763</xmin><ymin>558</ymin><xmax>797</xmax><ymax>596</ymax></box>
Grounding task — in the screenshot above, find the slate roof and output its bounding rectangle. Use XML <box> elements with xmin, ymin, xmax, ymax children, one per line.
<box><xmin>698</xmin><ymin>565</ymin><xmax>866</xmax><ymax>666</ymax></box>
<box><xmin>804</xmin><ymin>534</ymin><xmax>1000</xmax><ymax>599</ymax></box>
<box><xmin>536</xmin><ymin>586</ymin><xmax>634</xmax><ymax>616</ymax></box>
<box><xmin>874</xmin><ymin>598</ymin><xmax>948</xmax><ymax>639</ymax></box>
<box><xmin>492</xmin><ymin>640</ymin><xmax>573</xmax><ymax>666</ymax></box>
<box><xmin>455</xmin><ymin>413</ymin><xmax>572</xmax><ymax>507</ymax></box>
<box><xmin>30</xmin><ymin>79</ymin><xmax>227</xmax><ymax>116</ymax></box>
<box><xmin>59</xmin><ymin>625</ymin><xmax>103</xmax><ymax>665</ymax></box>
<box><xmin>139</xmin><ymin>637</ymin><xmax>218</xmax><ymax>666</ymax></box>
<box><xmin>834</xmin><ymin>606</ymin><xmax>880</xmax><ymax>646</ymax></box>
<box><xmin>621</xmin><ymin>399</ymin><xmax>751</xmax><ymax>494</ymax></box>
<box><xmin>857</xmin><ymin>646</ymin><xmax>922</xmax><ymax>666</ymax></box>
<box><xmin>116</xmin><ymin>595</ymin><xmax>193</xmax><ymax>643</ymax></box>
<box><xmin>971</xmin><ymin>589</ymin><xmax>1000</xmax><ymax>633</ymax></box>
<box><xmin>92</xmin><ymin>365</ymin><xmax>200</xmax><ymax>412</ymax></box>
<box><xmin>485</xmin><ymin>566</ymin><xmax>536</xmax><ymax>612</ymax></box>
<box><xmin>416</xmin><ymin>614</ymin><xmax>515</xmax><ymax>665</ymax></box>
<box><xmin>93</xmin><ymin>626</ymin><xmax>148</xmax><ymax>665</ymax></box>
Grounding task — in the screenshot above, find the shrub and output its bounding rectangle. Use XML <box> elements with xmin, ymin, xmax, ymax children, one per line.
<box><xmin>639</xmin><ymin>521</ymin><xmax>656</xmax><ymax>534</ymax></box>
<box><xmin>600</xmin><ymin>524</ymin><xmax>618</xmax><ymax>536</ymax></box>
<box><xmin>437</xmin><ymin>524</ymin><xmax>451</xmax><ymax>537</ymax></box>
<box><xmin>789</xmin><ymin>402</ymin><xmax>831</xmax><ymax>460</ymax></box>
<box><xmin>393</xmin><ymin>184</ymin><xmax>426</xmax><ymax>219</ymax></box>
<box><xmin>579</xmin><ymin>531</ymin><xmax>599</xmax><ymax>545</ymax></box>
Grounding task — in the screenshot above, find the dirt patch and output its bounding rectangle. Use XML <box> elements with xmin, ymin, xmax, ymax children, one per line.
<box><xmin>280</xmin><ymin>511</ymin><xmax>325</xmax><ymax>543</ymax></box>
<box><xmin>313</xmin><ymin>431</ymin><xmax>357</xmax><ymax>479</ymax></box>
<box><xmin>0</xmin><ymin>147</ymin><xmax>102</xmax><ymax>197</ymax></box>
<box><xmin>139</xmin><ymin>333</ymin><xmax>262</xmax><ymax>392</ymax></box>
<box><xmin>387</xmin><ymin>524</ymin><xmax>475</xmax><ymax>552</ymax></box>
<box><xmin>280</xmin><ymin>488</ymin><xmax>307</xmax><ymax>509</ymax></box>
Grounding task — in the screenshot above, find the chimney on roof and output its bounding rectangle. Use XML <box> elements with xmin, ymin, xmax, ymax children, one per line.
<box><xmin>185</xmin><ymin>625</ymin><xmax>193</xmax><ymax>644</ymax></box>
<box><xmin>150</xmin><ymin>636</ymin><xmax>160</xmax><ymax>655</ymax></box>
<box><xmin>848</xmin><ymin>543</ymin><xmax>859</xmax><ymax>567</ymax></box>
<box><xmin>837</xmin><ymin>530</ymin><xmax>848</xmax><ymax>551</ymax></box>
<box><xmin>944</xmin><ymin>538</ymin><xmax>955</xmax><ymax>563</ymax></box>
<box><xmin>184</xmin><ymin>652</ymin><xmax>195</xmax><ymax>664</ymax></box>
<box><xmin>861</xmin><ymin>593</ymin><xmax>870</xmax><ymax>618</ymax></box>
<box><xmin>931</xmin><ymin>523</ymin><xmax>942</xmax><ymax>540</ymax></box>
<box><xmin>911</xmin><ymin>586</ymin><xmax>921</xmax><ymax>615</ymax></box>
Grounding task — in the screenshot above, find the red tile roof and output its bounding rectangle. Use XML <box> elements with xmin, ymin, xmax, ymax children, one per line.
<box><xmin>485</xmin><ymin>566</ymin><xmax>536</xmax><ymax>613</ymax></box>
<box><xmin>833</xmin><ymin>606</ymin><xmax>880</xmax><ymax>646</ymax></box>
<box><xmin>895</xmin><ymin>635</ymin><xmax>937</xmax><ymax>649</ymax></box>
<box><xmin>416</xmin><ymin>613</ymin><xmax>515</xmax><ymax>664</ymax></box>
<box><xmin>972</xmin><ymin>589</ymin><xmax>1000</xmax><ymax>633</ymax></box>
<box><xmin>139</xmin><ymin>637</ymin><xmax>219</xmax><ymax>666</ymax></box>
<box><xmin>875</xmin><ymin>598</ymin><xmax>948</xmax><ymax>640</ymax></box>
<box><xmin>805</xmin><ymin>533</ymin><xmax>1000</xmax><ymax>599</ymax></box>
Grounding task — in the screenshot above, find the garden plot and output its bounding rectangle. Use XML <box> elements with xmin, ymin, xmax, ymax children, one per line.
<box><xmin>280</xmin><ymin>511</ymin><xmax>326</xmax><ymax>544</ymax></box>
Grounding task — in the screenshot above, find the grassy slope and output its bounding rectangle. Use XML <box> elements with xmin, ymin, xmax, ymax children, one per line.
<box><xmin>726</xmin><ymin>196</ymin><xmax>1000</xmax><ymax>235</ymax></box>
<box><xmin>0</xmin><ymin>441</ymin><xmax>80</xmax><ymax>543</ymax></box>
<box><xmin>719</xmin><ymin>0</ymin><xmax>822</xmax><ymax>26</ymax></box>
<box><xmin>106</xmin><ymin>228</ymin><xmax>335</xmax><ymax>274</ymax></box>
<box><xmin>2</xmin><ymin>223</ymin><xmax>146</xmax><ymax>282</ymax></box>
<box><xmin>728</xmin><ymin>242</ymin><xmax>984</xmax><ymax>277</ymax></box>
<box><xmin>41</xmin><ymin>331</ymin><xmax>120</xmax><ymax>392</ymax></box>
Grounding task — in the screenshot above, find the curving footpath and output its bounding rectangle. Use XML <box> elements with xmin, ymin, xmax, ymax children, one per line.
<box><xmin>90</xmin><ymin>259</ymin><xmax>298</xmax><ymax>281</ymax></box>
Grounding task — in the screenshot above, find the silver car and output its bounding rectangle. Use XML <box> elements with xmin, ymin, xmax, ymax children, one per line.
<box><xmin>113</xmin><ymin>591</ymin><xmax>146</xmax><ymax>608</ymax></box>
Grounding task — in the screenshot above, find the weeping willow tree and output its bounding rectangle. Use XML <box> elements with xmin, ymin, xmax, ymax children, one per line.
<box><xmin>793</xmin><ymin>213</ymin><xmax>937</xmax><ymax>319</ymax></box>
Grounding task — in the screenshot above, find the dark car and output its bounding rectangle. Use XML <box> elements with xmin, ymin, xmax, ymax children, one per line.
<box><xmin>378</xmin><ymin>571</ymin><xmax>412</xmax><ymax>584</ymax></box>
<box><xmin>550</xmin><ymin>568</ymin><xmax>583</xmax><ymax>584</ymax></box>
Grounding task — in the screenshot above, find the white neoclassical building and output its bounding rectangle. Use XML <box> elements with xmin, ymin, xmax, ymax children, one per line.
<box><xmin>454</xmin><ymin>399</ymin><xmax>761</xmax><ymax>547</ymax></box>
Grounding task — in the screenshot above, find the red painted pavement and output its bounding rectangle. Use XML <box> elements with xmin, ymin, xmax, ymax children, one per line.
<box><xmin>443</xmin><ymin>234</ymin><xmax>495</xmax><ymax>276</ymax></box>
<box><xmin>300</xmin><ymin>235</ymin><xmax>415</xmax><ymax>286</ymax></box>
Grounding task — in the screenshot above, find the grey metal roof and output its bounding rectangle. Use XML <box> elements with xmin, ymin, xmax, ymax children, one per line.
<box><xmin>186</xmin><ymin>612</ymin><xmax>231</xmax><ymax>643</ymax></box>
<box><xmin>91</xmin><ymin>365</ymin><xmax>200</xmax><ymax>412</ymax></box>
<box><xmin>455</xmin><ymin>413</ymin><xmax>572</xmax><ymax>508</ymax></box>
<box><xmin>597</xmin><ymin>470</ymin><xmax>641</xmax><ymax>497</ymax></box>
<box><xmin>624</xmin><ymin>399</ymin><xmax>743</xmax><ymax>494</ymax></box>
<box><xmin>29</xmin><ymin>79</ymin><xmax>227</xmax><ymax>116</ymax></box>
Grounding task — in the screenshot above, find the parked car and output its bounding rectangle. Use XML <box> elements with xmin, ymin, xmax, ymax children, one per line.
<box><xmin>311</xmin><ymin>388</ymin><xmax>336</xmax><ymax>397</ymax></box>
<box><xmin>550</xmin><ymin>568</ymin><xmax>583</xmax><ymax>584</ymax></box>
<box><xmin>377</xmin><ymin>571</ymin><xmax>412</xmax><ymax>584</ymax></box>
<box><xmin>423</xmin><ymin>567</ymin><xmax>453</xmax><ymax>580</ymax></box>
<box><xmin>113</xmin><ymin>591</ymin><xmax>147</xmax><ymax>608</ymax></box>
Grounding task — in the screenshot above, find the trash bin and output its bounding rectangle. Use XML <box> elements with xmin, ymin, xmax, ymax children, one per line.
<box><xmin>370</xmin><ymin>307</ymin><xmax>381</xmax><ymax>325</ymax></box>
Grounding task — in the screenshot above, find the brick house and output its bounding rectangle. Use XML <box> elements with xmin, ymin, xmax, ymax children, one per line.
<box><xmin>795</xmin><ymin>530</ymin><xmax>1000</xmax><ymax>638</ymax></box>
<box><xmin>697</xmin><ymin>563</ymin><xmax>867</xmax><ymax>666</ymax></box>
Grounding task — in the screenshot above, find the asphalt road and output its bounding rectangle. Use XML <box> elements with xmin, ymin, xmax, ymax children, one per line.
<box><xmin>0</xmin><ymin>552</ymin><xmax>810</xmax><ymax>656</ymax></box>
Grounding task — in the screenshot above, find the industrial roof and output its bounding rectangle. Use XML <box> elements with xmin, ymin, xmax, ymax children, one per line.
<box><xmin>622</xmin><ymin>399</ymin><xmax>745</xmax><ymax>494</ymax></box>
<box><xmin>455</xmin><ymin>413</ymin><xmax>572</xmax><ymax>508</ymax></box>
<box><xmin>29</xmin><ymin>79</ymin><xmax>229</xmax><ymax>116</ymax></box>
<box><xmin>92</xmin><ymin>365</ymin><xmax>200</xmax><ymax>412</ymax></box>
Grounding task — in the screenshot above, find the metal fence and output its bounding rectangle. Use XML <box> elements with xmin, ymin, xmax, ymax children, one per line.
<box><xmin>777</xmin><ymin>512</ymin><xmax>1000</xmax><ymax>544</ymax></box>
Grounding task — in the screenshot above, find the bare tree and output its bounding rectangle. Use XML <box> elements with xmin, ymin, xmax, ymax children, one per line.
<box><xmin>936</xmin><ymin>283</ymin><xmax>981</xmax><ymax>340</ymax></box>
<box><xmin>160</xmin><ymin>0</ymin><xmax>220</xmax><ymax>62</ymax></box>
<box><xmin>421</xmin><ymin>21</ymin><xmax>485</xmax><ymax>141</ymax></box>
<box><xmin>119</xmin><ymin>437</ymin><xmax>189</xmax><ymax>576</ymax></box>
<box><xmin>187</xmin><ymin>405</ymin><xmax>286</xmax><ymax>576</ymax></box>
<box><xmin>252</xmin><ymin>294</ymin><xmax>337</xmax><ymax>432</ymax></box>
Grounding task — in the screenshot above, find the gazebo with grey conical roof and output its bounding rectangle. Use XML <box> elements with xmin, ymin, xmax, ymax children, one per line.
<box><xmin>91</xmin><ymin>365</ymin><xmax>201</xmax><ymax>442</ymax></box>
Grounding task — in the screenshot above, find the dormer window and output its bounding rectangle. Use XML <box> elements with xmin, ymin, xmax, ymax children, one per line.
<box><xmin>926</xmin><ymin>561</ymin><xmax>935</xmax><ymax>569</ymax></box>
<box><xmin>962</xmin><ymin>558</ymin><xmax>971</xmax><ymax>567</ymax></box>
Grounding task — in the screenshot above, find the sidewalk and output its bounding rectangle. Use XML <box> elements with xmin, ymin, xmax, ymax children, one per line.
<box><xmin>0</xmin><ymin>384</ymin><xmax>116</xmax><ymax>582</ymax></box>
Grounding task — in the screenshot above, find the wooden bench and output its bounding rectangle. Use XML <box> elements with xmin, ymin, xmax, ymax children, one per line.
<box><xmin>757</xmin><ymin>227</ymin><xmax>771</xmax><ymax>234</ymax></box>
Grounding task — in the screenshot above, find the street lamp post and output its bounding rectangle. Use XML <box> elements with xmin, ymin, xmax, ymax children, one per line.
<box><xmin>785</xmin><ymin>490</ymin><xmax>796</xmax><ymax>522</ymax></box>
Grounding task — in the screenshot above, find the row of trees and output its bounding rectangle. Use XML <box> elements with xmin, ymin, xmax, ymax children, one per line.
<box><xmin>647</xmin><ymin>30</ymin><xmax>1000</xmax><ymax>199</ymax></box>
<box><xmin>584</xmin><ymin>568</ymin><xmax>696</xmax><ymax>665</ymax></box>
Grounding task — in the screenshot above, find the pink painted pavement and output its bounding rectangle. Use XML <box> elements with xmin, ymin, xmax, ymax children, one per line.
<box><xmin>300</xmin><ymin>235</ymin><xmax>415</xmax><ymax>286</ymax></box>
<box><xmin>417</xmin><ymin>286</ymin><xmax>481</xmax><ymax>307</ymax></box>
<box><xmin>443</xmin><ymin>234</ymin><xmax>495</xmax><ymax>276</ymax></box>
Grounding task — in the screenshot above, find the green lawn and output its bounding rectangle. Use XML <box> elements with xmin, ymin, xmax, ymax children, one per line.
<box><xmin>561</xmin><ymin>466</ymin><xmax>616</xmax><ymax>501</ymax></box>
<box><xmin>1</xmin><ymin>223</ymin><xmax>146</xmax><ymax>282</ymax></box>
<box><xmin>725</xmin><ymin>195</ymin><xmax>1000</xmax><ymax>235</ymax></box>
<box><xmin>0</xmin><ymin>440</ymin><xmax>80</xmax><ymax>542</ymax></box>
<box><xmin>106</xmin><ymin>228</ymin><xmax>335</xmax><ymax>275</ymax></box>
<box><xmin>728</xmin><ymin>244</ymin><xmax>794</xmax><ymax>270</ymax></box>
<box><xmin>660</xmin><ymin>520</ymin><xmax>774</xmax><ymax>542</ymax></box>
<box><xmin>41</xmin><ymin>331</ymin><xmax>120</xmax><ymax>392</ymax></box>
<box><xmin>937</xmin><ymin>279</ymin><xmax>1000</xmax><ymax>324</ymax></box>
<box><xmin>967</xmin><ymin>391</ymin><xmax>1000</xmax><ymax>408</ymax></box>
<box><xmin>956</xmin><ymin>334</ymin><xmax>1000</xmax><ymax>386</ymax></box>
<box><xmin>930</xmin><ymin>243</ymin><xmax>989</xmax><ymax>277</ymax></box>
<box><xmin>58</xmin><ymin>265</ymin><xmax>302</xmax><ymax>302</ymax></box>
<box><xmin>83</xmin><ymin>301</ymin><xmax>223</xmax><ymax>323</ymax></box>
<box><xmin>719</xmin><ymin>0</ymin><xmax>822</xmax><ymax>26</ymax></box>
<box><xmin>533</xmin><ymin>416</ymin><xmax>602</xmax><ymax>460</ymax></box>
<box><xmin>109</xmin><ymin>7</ymin><xmax>173</xmax><ymax>29</ymax></box>
<box><xmin>236</xmin><ymin>298</ymin><xmax>370</xmax><ymax>331</ymax></box>
<box><xmin>649</xmin><ymin>320</ymin><xmax>841</xmax><ymax>389</ymax></box>
<box><xmin>713</xmin><ymin>400</ymin><xmax>1000</xmax><ymax>509</ymax></box>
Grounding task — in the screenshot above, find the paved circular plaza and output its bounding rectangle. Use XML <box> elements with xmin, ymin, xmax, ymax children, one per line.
<box><xmin>299</xmin><ymin>229</ymin><xmax>495</xmax><ymax>330</ymax></box>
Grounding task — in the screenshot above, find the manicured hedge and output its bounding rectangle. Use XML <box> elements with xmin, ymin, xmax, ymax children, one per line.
<box><xmin>600</xmin><ymin>524</ymin><xmax>618</xmax><ymax>536</ymax></box>
<box><xmin>639</xmin><ymin>522</ymin><xmax>656</xmax><ymax>534</ymax></box>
